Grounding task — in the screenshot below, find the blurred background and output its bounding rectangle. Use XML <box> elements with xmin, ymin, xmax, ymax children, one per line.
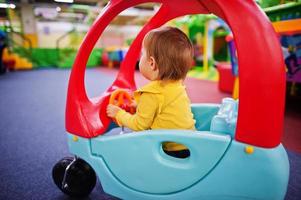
<box><xmin>0</xmin><ymin>0</ymin><xmax>300</xmax><ymax>199</ymax></box>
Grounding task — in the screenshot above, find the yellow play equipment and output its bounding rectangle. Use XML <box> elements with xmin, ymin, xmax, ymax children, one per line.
<box><xmin>3</xmin><ymin>48</ymin><xmax>33</xmax><ymax>70</ymax></box>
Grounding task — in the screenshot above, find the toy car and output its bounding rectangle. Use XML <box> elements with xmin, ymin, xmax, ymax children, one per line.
<box><xmin>52</xmin><ymin>0</ymin><xmax>289</xmax><ymax>199</ymax></box>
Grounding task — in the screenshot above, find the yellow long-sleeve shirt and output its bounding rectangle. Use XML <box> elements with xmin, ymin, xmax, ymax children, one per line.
<box><xmin>116</xmin><ymin>80</ymin><xmax>195</xmax><ymax>151</ymax></box>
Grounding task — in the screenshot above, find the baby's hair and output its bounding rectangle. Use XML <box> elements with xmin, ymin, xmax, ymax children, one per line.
<box><xmin>143</xmin><ymin>26</ymin><xmax>193</xmax><ymax>80</ymax></box>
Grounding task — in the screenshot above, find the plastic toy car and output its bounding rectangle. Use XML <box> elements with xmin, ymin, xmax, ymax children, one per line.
<box><xmin>52</xmin><ymin>0</ymin><xmax>289</xmax><ymax>199</ymax></box>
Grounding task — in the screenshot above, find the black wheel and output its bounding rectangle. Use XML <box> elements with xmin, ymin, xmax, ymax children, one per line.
<box><xmin>52</xmin><ymin>157</ymin><xmax>97</xmax><ymax>198</ymax></box>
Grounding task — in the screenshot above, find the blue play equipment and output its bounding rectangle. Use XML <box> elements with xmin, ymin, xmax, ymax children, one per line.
<box><xmin>210</xmin><ymin>98</ymin><xmax>238</xmax><ymax>137</ymax></box>
<box><xmin>64</xmin><ymin>99</ymin><xmax>288</xmax><ymax>200</ymax></box>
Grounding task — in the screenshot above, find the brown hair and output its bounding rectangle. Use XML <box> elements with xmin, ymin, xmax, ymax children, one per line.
<box><xmin>143</xmin><ymin>26</ymin><xmax>193</xmax><ymax>81</ymax></box>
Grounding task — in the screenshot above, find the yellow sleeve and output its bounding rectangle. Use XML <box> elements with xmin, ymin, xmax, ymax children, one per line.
<box><xmin>115</xmin><ymin>93</ymin><xmax>159</xmax><ymax>131</ymax></box>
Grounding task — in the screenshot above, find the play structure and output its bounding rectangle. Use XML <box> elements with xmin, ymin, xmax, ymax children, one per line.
<box><xmin>52</xmin><ymin>0</ymin><xmax>289</xmax><ymax>199</ymax></box>
<box><xmin>217</xmin><ymin>2</ymin><xmax>301</xmax><ymax>98</ymax></box>
<box><xmin>264</xmin><ymin>2</ymin><xmax>301</xmax><ymax>96</ymax></box>
<box><xmin>1</xmin><ymin>8</ymin><xmax>102</xmax><ymax>70</ymax></box>
<box><xmin>102</xmin><ymin>47</ymin><xmax>128</xmax><ymax>68</ymax></box>
<box><xmin>268</xmin><ymin>4</ymin><xmax>301</xmax><ymax>84</ymax></box>
<box><xmin>1</xmin><ymin>26</ymin><xmax>33</xmax><ymax>71</ymax></box>
<box><xmin>187</xmin><ymin>16</ymin><xmax>230</xmax><ymax>81</ymax></box>
<box><xmin>215</xmin><ymin>34</ymin><xmax>239</xmax><ymax>99</ymax></box>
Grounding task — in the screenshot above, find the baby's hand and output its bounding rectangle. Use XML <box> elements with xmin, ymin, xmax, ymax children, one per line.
<box><xmin>129</xmin><ymin>101</ymin><xmax>137</xmax><ymax>108</ymax></box>
<box><xmin>106</xmin><ymin>104</ymin><xmax>122</xmax><ymax>118</ymax></box>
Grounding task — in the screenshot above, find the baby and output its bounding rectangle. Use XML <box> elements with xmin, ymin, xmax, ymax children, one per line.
<box><xmin>107</xmin><ymin>26</ymin><xmax>195</xmax><ymax>158</ymax></box>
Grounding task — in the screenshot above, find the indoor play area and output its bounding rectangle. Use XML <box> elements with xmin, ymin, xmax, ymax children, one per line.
<box><xmin>0</xmin><ymin>0</ymin><xmax>300</xmax><ymax>200</ymax></box>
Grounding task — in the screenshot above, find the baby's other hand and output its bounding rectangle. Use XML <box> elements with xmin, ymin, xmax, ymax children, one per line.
<box><xmin>106</xmin><ymin>104</ymin><xmax>121</xmax><ymax>118</ymax></box>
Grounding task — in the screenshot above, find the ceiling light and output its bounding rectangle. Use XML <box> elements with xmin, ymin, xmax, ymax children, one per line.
<box><xmin>0</xmin><ymin>3</ymin><xmax>16</xmax><ymax>9</ymax></box>
<box><xmin>54</xmin><ymin>0</ymin><xmax>74</xmax><ymax>3</ymax></box>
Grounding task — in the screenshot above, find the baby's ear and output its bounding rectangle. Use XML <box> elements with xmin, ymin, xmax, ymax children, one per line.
<box><xmin>149</xmin><ymin>56</ymin><xmax>158</xmax><ymax>71</ymax></box>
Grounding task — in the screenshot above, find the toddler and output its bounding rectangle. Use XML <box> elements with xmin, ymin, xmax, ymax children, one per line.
<box><xmin>107</xmin><ymin>26</ymin><xmax>195</xmax><ymax>158</ymax></box>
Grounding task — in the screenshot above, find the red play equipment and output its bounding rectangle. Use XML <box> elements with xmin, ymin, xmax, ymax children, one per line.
<box><xmin>66</xmin><ymin>0</ymin><xmax>286</xmax><ymax>148</ymax></box>
<box><xmin>216</xmin><ymin>62</ymin><xmax>235</xmax><ymax>93</ymax></box>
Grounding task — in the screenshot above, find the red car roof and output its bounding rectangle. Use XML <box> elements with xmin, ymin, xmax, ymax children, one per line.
<box><xmin>66</xmin><ymin>0</ymin><xmax>285</xmax><ymax>148</ymax></box>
